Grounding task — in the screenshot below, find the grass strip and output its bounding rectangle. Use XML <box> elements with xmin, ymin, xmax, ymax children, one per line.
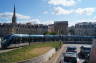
<box><xmin>0</xmin><ymin>42</ymin><xmax>62</xmax><ymax>63</ymax></box>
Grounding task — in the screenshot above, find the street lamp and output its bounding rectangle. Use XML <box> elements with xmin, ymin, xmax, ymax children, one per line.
<box><xmin>28</xmin><ymin>25</ymin><xmax>31</xmax><ymax>46</ymax></box>
<box><xmin>58</xmin><ymin>30</ymin><xmax>62</xmax><ymax>48</ymax></box>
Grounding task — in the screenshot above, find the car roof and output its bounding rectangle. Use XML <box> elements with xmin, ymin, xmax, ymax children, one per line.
<box><xmin>64</xmin><ymin>52</ymin><xmax>77</xmax><ymax>57</ymax></box>
<box><xmin>67</xmin><ymin>46</ymin><xmax>76</xmax><ymax>48</ymax></box>
<box><xmin>81</xmin><ymin>46</ymin><xmax>91</xmax><ymax>48</ymax></box>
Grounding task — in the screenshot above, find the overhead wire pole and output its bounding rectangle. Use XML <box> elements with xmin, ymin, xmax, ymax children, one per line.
<box><xmin>28</xmin><ymin>18</ymin><xmax>32</xmax><ymax>46</ymax></box>
<box><xmin>29</xmin><ymin>26</ymin><xmax>31</xmax><ymax>46</ymax></box>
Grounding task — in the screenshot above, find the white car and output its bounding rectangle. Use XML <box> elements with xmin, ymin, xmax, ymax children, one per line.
<box><xmin>64</xmin><ymin>52</ymin><xmax>80</xmax><ymax>63</ymax></box>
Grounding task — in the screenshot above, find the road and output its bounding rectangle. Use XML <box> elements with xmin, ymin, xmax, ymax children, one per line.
<box><xmin>60</xmin><ymin>44</ymin><xmax>92</xmax><ymax>63</ymax></box>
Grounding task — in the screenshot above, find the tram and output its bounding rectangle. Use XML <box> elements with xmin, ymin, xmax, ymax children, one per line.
<box><xmin>1</xmin><ymin>34</ymin><xmax>96</xmax><ymax>48</ymax></box>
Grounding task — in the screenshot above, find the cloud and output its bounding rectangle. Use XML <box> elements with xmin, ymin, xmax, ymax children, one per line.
<box><xmin>0</xmin><ymin>12</ymin><xmax>54</xmax><ymax>25</ymax></box>
<box><xmin>30</xmin><ymin>19</ymin><xmax>54</xmax><ymax>25</ymax></box>
<box><xmin>16</xmin><ymin>13</ymin><xmax>31</xmax><ymax>19</ymax></box>
<box><xmin>16</xmin><ymin>19</ymin><xmax>39</xmax><ymax>24</ymax></box>
<box><xmin>0</xmin><ymin>12</ymin><xmax>31</xmax><ymax>20</ymax></box>
<box><xmin>30</xmin><ymin>18</ymin><xmax>41</xmax><ymax>24</ymax></box>
<box><xmin>53</xmin><ymin>7</ymin><xmax>95</xmax><ymax>15</ymax></box>
<box><xmin>48</xmin><ymin>0</ymin><xmax>78</xmax><ymax>7</ymax></box>
<box><xmin>75</xmin><ymin>8</ymin><xmax>95</xmax><ymax>15</ymax></box>
<box><xmin>26</xmin><ymin>19</ymin><xmax>54</xmax><ymax>25</ymax></box>
<box><xmin>54</xmin><ymin>7</ymin><xmax>73</xmax><ymax>15</ymax></box>
<box><xmin>43</xmin><ymin>11</ymin><xmax>48</xmax><ymax>14</ymax></box>
<box><xmin>69</xmin><ymin>17</ymin><xmax>96</xmax><ymax>26</ymax></box>
<box><xmin>42</xmin><ymin>20</ymin><xmax>54</xmax><ymax>25</ymax></box>
<box><xmin>0</xmin><ymin>12</ymin><xmax>40</xmax><ymax>24</ymax></box>
<box><xmin>0</xmin><ymin>12</ymin><xmax>32</xmax><ymax>23</ymax></box>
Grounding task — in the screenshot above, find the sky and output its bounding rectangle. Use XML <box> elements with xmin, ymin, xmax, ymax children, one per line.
<box><xmin>0</xmin><ymin>0</ymin><xmax>96</xmax><ymax>26</ymax></box>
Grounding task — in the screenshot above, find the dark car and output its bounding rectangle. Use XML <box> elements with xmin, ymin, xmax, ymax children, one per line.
<box><xmin>79</xmin><ymin>46</ymin><xmax>91</xmax><ymax>59</ymax></box>
<box><xmin>66</xmin><ymin>46</ymin><xmax>77</xmax><ymax>52</ymax></box>
<box><xmin>64</xmin><ymin>52</ymin><xmax>80</xmax><ymax>63</ymax></box>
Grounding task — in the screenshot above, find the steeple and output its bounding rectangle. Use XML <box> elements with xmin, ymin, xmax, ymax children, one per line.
<box><xmin>12</xmin><ymin>4</ymin><xmax>16</xmax><ymax>24</ymax></box>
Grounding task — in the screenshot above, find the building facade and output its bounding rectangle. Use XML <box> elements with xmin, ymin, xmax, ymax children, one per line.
<box><xmin>75</xmin><ymin>22</ymin><xmax>96</xmax><ymax>36</ymax></box>
<box><xmin>54</xmin><ymin>21</ymin><xmax>68</xmax><ymax>35</ymax></box>
<box><xmin>68</xmin><ymin>26</ymin><xmax>75</xmax><ymax>35</ymax></box>
<box><xmin>89</xmin><ymin>39</ymin><xmax>96</xmax><ymax>63</ymax></box>
<box><xmin>48</xmin><ymin>24</ymin><xmax>54</xmax><ymax>32</ymax></box>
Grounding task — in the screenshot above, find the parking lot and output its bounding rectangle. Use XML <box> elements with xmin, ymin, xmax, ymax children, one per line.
<box><xmin>60</xmin><ymin>44</ymin><xmax>92</xmax><ymax>63</ymax></box>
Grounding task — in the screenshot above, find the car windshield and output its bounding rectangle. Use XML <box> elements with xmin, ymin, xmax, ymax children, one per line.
<box><xmin>83</xmin><ymin>48</ymin><xmax>91</xmax><ymax>50</ymax></box>
<box><xmin>68</xmin><ymin>48</ymin><xmax>76</xmax><ymax>50</ymax></box>
<box><xmin>67</xmin><ymin>47</ymin><xmax>76</xmax><ymax>51</ymax></box>
<box><xmin>64</xmin><ymin>57</ymin><xmax>77</xmax><ymax>63</ymax></box>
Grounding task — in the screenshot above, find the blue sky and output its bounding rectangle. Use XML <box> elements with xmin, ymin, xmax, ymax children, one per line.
<box><xmin>0</xmin><ymin>0</ymin><xmax>96</xmax><ymax>26</ymax></box>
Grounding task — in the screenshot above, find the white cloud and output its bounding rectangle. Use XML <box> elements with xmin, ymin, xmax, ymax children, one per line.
<box><xmin>0</xmin><ymin>12</ymin><xmax>31</xmax><ymax>20</ymax></box>
<box><xmin>16</xmin><ymin>13</ymin><xmax>31</xmax><ymax>19</ymax></box>
<box><xmin>48</xmin><ymin>0</ymin><xmax>78</xmax><ymax>7</ymax></box>
<box><xmin>0</xmin><ymin>12</ymin><xmax>40</xmax><ymax>24</ymax></box>
<box><xmin>43</xmin><ymin>11</ymin><xmax>48</xmax><ymax>14</ymax></box>
<box><xmin>30</xmin><ymin>19</ymin><xmax>54</xmax><ymax>25</ymax></box>
<box><xmin>54</xmin><ymin>7</ymin><xmax>73</xmax><ymax>15</ymax></box>
<box><xmin>69</xmin><ymin>17</ymin><xmax>96</xmax><ymax>26</ymax></box>
<box><xmin>53</xmin><ymin>7</ymin><xmax>95</xmax><ymax>15</ymax></box>
<box><xmin>42</xmin><ymin>20</ymin><xmax>54</xmax><ymax>25</ymax></box>
<box><xmin>30</xmin><ymin>18</ymin><xmax>41</xmax><ymax>24</ymax></box>
<box><xmin>77</xmin><ymin>0</ymin><xmax>81</xmax><ymax>2</ymax></box>
<box><xmin>75</xmin><ymin>8</ymin><xmax>95</xmax><ymax>15</ymax></box>
<box><xmin>28</xmin><ymin>19</ymin><xmax>54</xmax><ymax>25</ymax></box>
<box><xmin>0</xmin><ymin>12</ymin><xmax>54</xmax><ymax>25</ymax></box>
<box><xmin>16</xmin><ymin>19</ymin><xmax>40</xmax><ymax>24</ymax></box>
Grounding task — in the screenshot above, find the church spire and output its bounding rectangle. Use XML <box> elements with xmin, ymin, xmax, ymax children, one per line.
<box><xmin>12</xmin><ymin>4</ymin><xmax>16</xmax><ymax>24</ymax></box>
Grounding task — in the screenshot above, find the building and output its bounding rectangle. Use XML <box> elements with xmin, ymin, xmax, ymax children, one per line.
<box><xmin>75</xmin><ymin>22</ymin><xmax>96</xmax><ymax>36</ymax></box>
<box><xmin>12</xmin><ymin>5</ymin><xmax>16</xmax><ymax>24</ymax></box>
<box><xmin>0</xmin><ymin>5</ymin><xmax>48</xmax><ymax>37</ymax></box>
<box><xmin>0</xmin><ymin>4</ymin><xmax>69</xmax><ymax>37</ymax></box>
<box><xmin>48</xmin><ymin>24</ymin><xmax>54</xmax><ymax>32</ymax></box>
<box><xmin>54</xmin><ymin>21</ymin><xmax>68</xmax><ymax>35</ymax></box>
<box><xmin>89</xmin><ymin>39</ymin><xmax>96</xmax><ymax>63</ymax></box>
<box><xmin>68</xmin><ymin>26</ymin><xmax>75</xmax><ymax>35</ymax></box>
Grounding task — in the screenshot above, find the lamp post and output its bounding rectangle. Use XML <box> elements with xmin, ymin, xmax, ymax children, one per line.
<box><xmin>28</xmin><ymin>25</ymin><xmax>31</xmax><ymax>46</ymax></box>
<box><xmin>60</xmin><ymin>34</ymin><xmax>62</xmax><ymax>48</ymax></box>
<box><xmin>29</xmin><ymin>34</ymin><xmax>30</xmax><ymax>46</ymax></box>
<box><xmin>58</xmin><ymin>30</ymin><xmax>62</xmax><ymax>49</ymax></box>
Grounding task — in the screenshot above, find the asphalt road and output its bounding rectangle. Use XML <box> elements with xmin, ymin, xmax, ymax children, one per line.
<box><xmin>60</xmin><ymin>44</ymin><xmax>92</xmax><ymax>63</ymax></box>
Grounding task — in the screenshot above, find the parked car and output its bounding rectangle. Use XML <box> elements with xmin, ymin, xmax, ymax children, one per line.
<box><xmin>79</xmin><ymin>46</ymin><xmax>91</xmax><ymax>59</ymax></box>
<box><xmin>66</xmin><ymin>46</ymin><xmax>77</xmax><ymax>52</ymax></box>
<box><xmin>63</xmin><ymin>52</ymin><xmax>80</xmax><ymax>63</ymax></box>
